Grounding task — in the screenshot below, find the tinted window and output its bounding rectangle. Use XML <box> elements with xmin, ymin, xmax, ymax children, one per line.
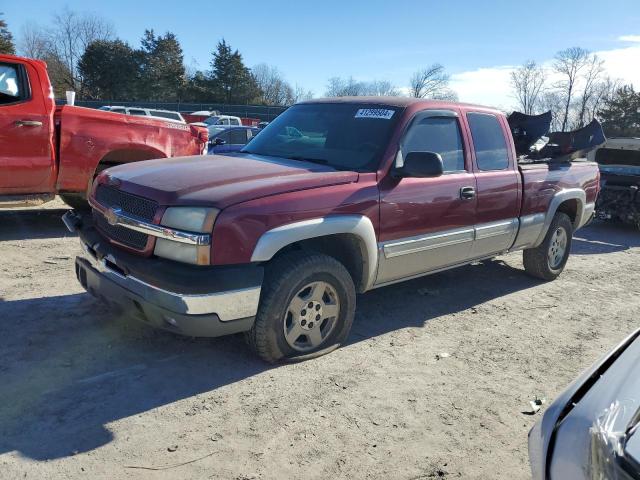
<box><xmin>150</xmin><ymin>110</ymin><xmax>180</xmax><ymax>121</ymax></box>
<box><xmin>243</xmin><ymin>103</ymin><xmax>401</xmax><ymax>171</ymax></box>
<box><xmin>467</xmin><ymin>113</ymin><xmax>509</xmax><ymax>171</ymax></box>
<box><xmin>128</xmin><ymin>109</ymin><xmax>147</xmax><ymax>116</ymax></box>
<box><xmin>228</xmin><ymin>129</ymin><xmax>248</xmax><ymax>144</ymax></box>
<box><xmin>0</xmin><ymin>63</ymin><xmax>22</xmax><ymax>104</ymax></box>
<box><xmin>111</xmin><ymin>108</ymin><xmax>126</xmax><ymax>114</ymax></box>
<box><xmin>215</xmin><ymin>131</ymin><xmax>230</xmax><ymax>142</ymax></box>
<box><xmin>229</xmin><ymin>118</ymin><xmax>240</xmax><ymax>126</ymax></box>
<box><xmin>401</xmin><ymin>115</ymin><xmax>465</xmax><ymax>172</ymax></box>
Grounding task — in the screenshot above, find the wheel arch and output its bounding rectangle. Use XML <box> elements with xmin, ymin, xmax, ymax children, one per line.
<box><xmin>534</xmin><ymin>188</ymin><xmax>586</xmax><ymax>246</ymax></box>
<box><xmin>250</xmin><ymin>215</ymin><xmax>378</xmax><ymax>292</ymax></box>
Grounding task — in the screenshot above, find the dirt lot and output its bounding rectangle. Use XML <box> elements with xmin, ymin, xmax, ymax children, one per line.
<box><xmin>1</xmin><ymin>198</ymin><xmax>639</xmax><ymax>479</ymax></box>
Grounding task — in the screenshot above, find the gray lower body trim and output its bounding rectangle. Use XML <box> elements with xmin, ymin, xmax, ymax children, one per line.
<box><xmin>510</xmin><ymin>213</ymin><xmax>546</xmax><ymax>251</ymax></box>
<box><xmin>382</xmin><ymin>227</ymin><xmax>474</xmax><ymax>258</ymax></box>
<box><xmin>471</xmin><ymin>218</ymin><xmax>519</xmax><ymax>258</ymax></box>
<box><xmin>376</xmin><ymin>219</ymin><xmax>519</xmax><ymax>285</ymax></box>
<box><xmin>373</xmin><ymin>253</ymin><xmax>500</xmax><ymax>289</ymax></box>
<box><xmin>578</xmin><ymin>202</ymin><xmax>595</xmax><ymax>229</ymax></box>
<box><xmin>79</xmin><ymin>241</ymin><xmax>260</xmax><ymax>321</ymax></box>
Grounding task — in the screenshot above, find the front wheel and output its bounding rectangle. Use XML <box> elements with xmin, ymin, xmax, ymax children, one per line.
<box><xmin>523</xmin><ymin>212</ymin><xmax>573</xmax><ymax>281</ymax></box>
<box><xmin>246</xmin><ymin>252</ymin><xmax>356</xmax><ymax>363</ymax></box>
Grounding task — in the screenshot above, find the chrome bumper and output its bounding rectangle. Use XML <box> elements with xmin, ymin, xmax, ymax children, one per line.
<box><xmin>78</xmin><ymin>241</ymin><xmax>261</xmax><ymax>322</ymax></box>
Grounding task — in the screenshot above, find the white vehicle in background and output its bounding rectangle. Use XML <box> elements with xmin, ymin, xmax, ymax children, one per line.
<box><xmin>98</xmin><ymin>106</ymin><xmax>186</xmax><ymax>124</ymax></box>
<box><xmin>203</xmin><ymin>114</ymin><xmax>242</xmax><ymax>126</ymax></box>
<box><xmin>529</xmin><ymin>328</ymin><xmax>640</xmax><ymax>479</ymax></box>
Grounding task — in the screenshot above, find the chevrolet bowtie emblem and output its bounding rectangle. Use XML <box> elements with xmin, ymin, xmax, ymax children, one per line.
<box><xmin>104</xmin><ymin>207</ymin><xmax>121</xmax><ymax>226</ymax></box>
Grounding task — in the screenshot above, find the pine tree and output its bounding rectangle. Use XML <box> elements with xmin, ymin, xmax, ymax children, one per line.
<box><xmin>78</xmin><ymin>40</ymin><xmax>141</xmax><ymax>100</ymax></box>
<box><xmin>139</xmin><ymin>29</ymin><xmax>186</xmax><ymax>101</ymax></box>
<box><xmin>209</xmin><ymin>39</ymin><xmax>260</xmax><ymax>104</ymax></box>
<box><xmin>0</xmin><ymin>13</ymin><xmax>16</xmax><ymax>55</ymax></box>
<box><xmin>599</xmin><ymin>85</ymin><xmax>640</xmax><ymax>137</ymax></box>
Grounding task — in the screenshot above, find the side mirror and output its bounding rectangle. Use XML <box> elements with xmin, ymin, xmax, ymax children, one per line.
<box><xmin>214</xmin><ymin>137</ymin><xmax>226</xmax><ymax>146</ymax></box>
<box><xmin>396</xmin><ymin>151</ymin><xmax>444</xmax><ymax>178</ymax></box>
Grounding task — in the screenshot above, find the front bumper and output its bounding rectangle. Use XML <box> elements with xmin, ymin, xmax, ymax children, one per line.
<box><xmin>67</xmin><ymin>211</ymin><xmax>262</xmax><ymax>337</ymax></box>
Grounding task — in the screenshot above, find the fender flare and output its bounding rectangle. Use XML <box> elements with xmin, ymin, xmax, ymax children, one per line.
<box><xmin>250</xmin><ymin>215</ymin><xmax>379</xmax><ymax>291</ymax></box>
<box><xmin>534</xmin><ymin>188</ymin><xmax>586</xmax><ymax>247</ymax></box>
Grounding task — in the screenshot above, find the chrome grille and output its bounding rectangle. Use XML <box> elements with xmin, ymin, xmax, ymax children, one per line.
<box><xmin>93</xmin><ymin>210</ymin><xmax>149</xmax><ymax>250</ymax></box>
<box><xmin>95</xmin><ymin>185</ymin><xmax>158</xmax><ymax>221</ymax></box>
<box><xmin>94</xmin><ymin>185</ymin><xmax>159</xmax><ymax>250</ymax></box>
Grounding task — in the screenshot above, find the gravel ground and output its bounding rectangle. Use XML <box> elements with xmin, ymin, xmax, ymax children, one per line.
<box><xmin>1</xmin><ymin>198</ymin><xmax>639</xmax><ymax>479</ymax></box>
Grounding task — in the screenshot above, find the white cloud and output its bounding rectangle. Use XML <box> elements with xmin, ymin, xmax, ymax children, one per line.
<box><xmin>619</xmin><ymin>35</ymin><xmax>640</xmax><ymax>42</ymax></box>
<box><xmin>449</xmin><ymin>66</ymin><xmax>515</xmax><ymax>110</ymax></box>
<box><xmin>596</xmin><ymin>45</ymin><xmax>640</xmax><ymax>86</ymax></box>
<box><xmin>446</xmin><ymin>45</ymin><xmax>640</xmax><ymax>110</ymax></box>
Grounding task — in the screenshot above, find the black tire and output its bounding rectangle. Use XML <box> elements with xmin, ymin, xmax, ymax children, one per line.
<box><xmin>523</xmin><ymin>212</ymin><xmax>573</xmax><ymax>281</ymax></box>
<box><xmin>246</xmin><ymin>251</ymin><xmax>356</xmax><ymax>363</ymax></box>
<box><xmin>60</xmin><ymin>193</ymin><xmax>90</xmax><ymax>211</ymax></box>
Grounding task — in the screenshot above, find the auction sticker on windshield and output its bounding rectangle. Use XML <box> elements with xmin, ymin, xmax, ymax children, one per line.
<box><xmin>355</xmin><ymin>108</ymin><xmax>395</xmax><ymax>120</ymax></box>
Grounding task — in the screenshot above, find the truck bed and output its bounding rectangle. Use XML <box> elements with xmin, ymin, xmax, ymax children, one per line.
<box><xmin>519</xmin><ymin>160</ymin><xmax>600</xmax><ymax>218</ymax></box>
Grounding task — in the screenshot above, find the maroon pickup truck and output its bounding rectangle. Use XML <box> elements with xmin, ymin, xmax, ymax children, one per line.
<box><xmin>66</xmin><ymin>98</ymin><xmax>601</xmax><ymax>362</ymax></box>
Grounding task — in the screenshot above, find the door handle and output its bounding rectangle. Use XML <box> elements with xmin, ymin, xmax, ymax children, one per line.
<box><xmin>460</xmin><ymin>186</ymin><xmax>476</xmax><ymax>200</ymax></box>
<box><xmin>15</xmin><ymin>120</ymin><xmax>43</xmax><ymax>127</ymax></box>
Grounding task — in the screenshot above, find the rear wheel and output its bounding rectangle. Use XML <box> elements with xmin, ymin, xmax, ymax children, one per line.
<box><xmin>523</xmin><ymin>212</ymin><xmax>573</xmax><ymax>281</ymax></box>
<box><xmin>246</xmin><ymin>252</ymin><xmax>356</xmax><ymax>363</ymax></box>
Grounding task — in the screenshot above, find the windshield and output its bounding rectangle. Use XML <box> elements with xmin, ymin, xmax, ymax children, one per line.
<box><xmin>204</xmin><ymin>116</ymin><xmax>221</xmax><ymax>125</ymax></box>
<box><xmin>242</xmin><ymin>103</ymin><xmax>402</xmax><ymax>171</ymax></box>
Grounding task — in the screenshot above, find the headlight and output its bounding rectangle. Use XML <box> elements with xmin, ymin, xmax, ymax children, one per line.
<box><xmin>153</xmin><ymin>207</ymin><xmax>219</xmax><ymax>265</ymax></box>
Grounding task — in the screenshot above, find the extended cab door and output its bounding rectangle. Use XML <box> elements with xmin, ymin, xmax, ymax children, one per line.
<box><xmin>0</xmin><ymin>59</ymin><xmax>55</xmax><ymax>194</ymax></box>
<box><xmin>464</xmin><ymin>111</ymin><xmax>521</xmax><ymax>258</ymax></box>
<box><xmin>377</xmin><ymin>109</ymin><xmax>478</xmax><ymax>285</ymax></box>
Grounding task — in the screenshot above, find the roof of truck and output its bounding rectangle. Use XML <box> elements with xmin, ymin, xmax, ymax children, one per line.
<box><xmin>299</xmin><ymin>96</ymin><xmax>498</xmax><ymax>111</ymax></box>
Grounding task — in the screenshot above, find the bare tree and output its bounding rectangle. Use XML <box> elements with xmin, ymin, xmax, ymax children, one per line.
<box><xmin>553</xmin><ymin>47</ymin><xmax>590</xmax><ymax>131</ymax></box>
<box><xmin>291</xmin><ymin>83</ymin><xmax>314</xmax><ymax>103</ymax></box>
<box><xmin>325</xmin><ymin>76</ymin><xmax>368</xmax><ymax>97</ymax></box>
<box><xmin>252</xmin><ymin>63</ymin><xmax>295</xmax><ymax>106</ymax></box>
<box><xmin>589</xmin><ymin>76</ymin><xmax>621</xmax><ymax>120</ymax></box>
<box><xmin>539</xmin><ymin>90</ymin><xmax>565</xmax><ymax>132</ymax></box>
<box><xmin>510</xmin><ymin>60</ymin><xmax>546</xmax><ymax>114</ymax></box>
<box><xmin>19</xmin><ymin>23</ymin><xmax>50</xmax><ymax>58</ymax></box>
<box><xmin>576</xmin><ymin>54</ymin><xmax>605</xmax><ymax>127</ymax></box>
<box><xmin>325</xmin><ymin>77</ymin><xmax>399</xmax><ymax>97</ymax></box>
<box><xmin>365</xmin><ymin>80</ymin><xmax>399</xmax><ymax>96</ymax></box>
<box><xmin>409</xmin><ymin>64</ymin><xmax>450</xmax><ymax>99</ymax></box>
<box><xmin>47</xmin><ymin>8</ymin><xmax>114</xmax><ymax>91</ymax></box>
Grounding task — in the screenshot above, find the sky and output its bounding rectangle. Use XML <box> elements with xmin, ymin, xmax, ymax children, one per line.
<box><xmin>3</xmin><ymin>0</ymin><xmax>640</xmax><ymax>109</ymax></box>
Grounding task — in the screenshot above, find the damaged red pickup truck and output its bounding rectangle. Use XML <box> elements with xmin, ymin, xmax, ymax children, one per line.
<box><xmin>66</xmin><ymin>98</ymin><xmax>602</xmax><ymax>362</ymax></box>
<box><xmin>0</xmin><ymin>54</ymin><xmax>208</xmax><ymax>209</ymax></box>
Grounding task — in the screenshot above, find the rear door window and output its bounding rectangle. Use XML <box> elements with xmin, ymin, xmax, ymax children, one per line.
<box><xmin>228</xmin><ymin>129</ymin><xmax>248</xmax><ymax>144</ymax></box>
<box><xmin>230</xmin><ymin>118</ymin><xmax>241</xmax><ymax>126</ymax></box>
<box><xmin>128</xmin><ymin>109</ymin><xmax>147</xmax><ymax>116</ymax></box>
<box><xmin>467</xmin><ymin>113</ymin><xmax>510</xmax><ymax>171</ymax></box>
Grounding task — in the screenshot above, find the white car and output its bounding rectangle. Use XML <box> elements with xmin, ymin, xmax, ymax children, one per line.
<box><xmin>203</xmin><ymin>114</ymin><xmax>242</xmax><ymax>126</ymax></box>
<box><xmin>99</xmin><ymin>106</ymin><xmax>186</xmax><ymax>124</ymax></box>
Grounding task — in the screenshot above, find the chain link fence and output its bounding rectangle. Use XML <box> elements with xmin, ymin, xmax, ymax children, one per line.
<box><xmin>58</xmin><ymin>100</ymin><xmax>288</xmax><ymax>122</ymax></box>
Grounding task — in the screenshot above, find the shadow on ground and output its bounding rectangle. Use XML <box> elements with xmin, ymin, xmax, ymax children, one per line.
<box><xmin>0</xmin><ymin>218</ymin><xmax>635</xmax><ymax>461</ymax></box>
<box><xmin>571</xmin><ymin>220</ymin><xmax>640</xmax><ymax>255</ymax></box>
<box><xmin>0</xmin><ymin>208</ymin><xmax>73</xmax><ymax>241</ymax></box>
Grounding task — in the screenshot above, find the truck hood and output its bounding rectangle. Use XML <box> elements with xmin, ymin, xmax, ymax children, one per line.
<box><xmin>100</xmin><ymin>153</ymin><xmax>359</xmax><ymax>208</ymax></box>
